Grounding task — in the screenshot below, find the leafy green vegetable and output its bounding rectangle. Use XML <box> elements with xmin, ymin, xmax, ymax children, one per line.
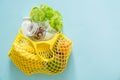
<box><xmin>30</xmin><ymin>4</ymin><xmax>63</xmax><ymax>32</ymax></box>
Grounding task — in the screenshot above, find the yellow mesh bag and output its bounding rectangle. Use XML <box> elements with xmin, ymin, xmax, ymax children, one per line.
<box><xmin>8</xmin><ymin>30</ymin><xmax>72</xmax><ymax>75</ymax></box>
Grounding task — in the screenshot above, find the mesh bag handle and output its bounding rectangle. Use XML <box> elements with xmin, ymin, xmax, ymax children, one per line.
<box><xmin>18</xmin><ymin>30</ymin><xmax>58</xmax><ymax>62</ymax></box>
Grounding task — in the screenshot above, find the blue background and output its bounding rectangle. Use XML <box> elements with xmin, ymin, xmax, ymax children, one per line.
<box><xmin>0</xmin><ymin>0</ymin><xmax>120</xmax><ymax>80</ymax></box>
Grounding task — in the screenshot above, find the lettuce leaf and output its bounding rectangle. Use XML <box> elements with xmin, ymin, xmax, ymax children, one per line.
<box><xmin>30</xmin><ymin>4</ymin><xmax>63</xmax><ymax>32</ymax></box>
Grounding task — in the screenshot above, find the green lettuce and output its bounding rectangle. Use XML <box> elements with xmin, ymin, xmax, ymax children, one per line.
<box><xmin>30</xmin><ymin>4</ymin><xmax>63</xmax><ymax>32</ymax></box>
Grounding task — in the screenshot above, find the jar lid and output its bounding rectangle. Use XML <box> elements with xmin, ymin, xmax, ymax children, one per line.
<box><xmin>22</xmin><ymin>17</ymin><xmax>30</xmax><ymax>21</ymax></box>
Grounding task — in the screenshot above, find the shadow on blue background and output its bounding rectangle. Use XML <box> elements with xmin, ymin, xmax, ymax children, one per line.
<box><xmin>8</xmin><ymin>52</ymin><xmax>76</xmax><ymax>80</ymax></box>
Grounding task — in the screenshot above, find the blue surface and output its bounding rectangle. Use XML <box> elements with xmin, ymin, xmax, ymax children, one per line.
<box><xmin>0</xmin><ymin>0</ymin><xmax>120</xmax><ymax>80</ymax></box>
